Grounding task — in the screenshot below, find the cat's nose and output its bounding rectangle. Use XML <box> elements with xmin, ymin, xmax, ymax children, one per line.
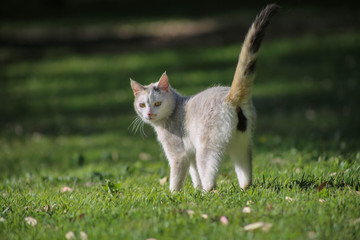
<box><xmin>147</xmin><ymin>113</ymin><xmax>153</xmax><ymax>118</ymax></box>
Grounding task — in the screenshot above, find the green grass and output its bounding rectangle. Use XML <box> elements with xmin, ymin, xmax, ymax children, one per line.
<box><xmin>1</xmin><ymin>32</ymin><xmax>360</xmax><ymax>239</ymax></box>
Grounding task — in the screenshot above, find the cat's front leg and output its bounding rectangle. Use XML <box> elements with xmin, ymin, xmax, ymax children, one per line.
<box><xmin>196</xmin><ymin>149</ymin><xmax>222</xmax><ymax>192</ymax></box>
<box><xmin>169</xmin><ymin>157</ymin><xmax>189</xmax><ymax>192</ymax></box>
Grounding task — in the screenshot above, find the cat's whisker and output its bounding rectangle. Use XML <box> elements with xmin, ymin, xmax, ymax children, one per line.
<box><xmin>132</xmin><ymin>118</ymin><xmax>142</xmax><ymax>132</ymax></box>
<box><xmin>128</xmin><ymin>116</ymin><xmax>139</xmax><ymax>130</ymax></box>
<box><xmin>140</xmin><ymin>121</ymin><xmax>147</xmax><ymax>138</ymax></box>
<box><xmin>134</xmin><ymin>118</ymin><xmax>144</xmax><ymax>136</ymax></box>
<box><xmin>129</xmin><ymin>116</ymin><xmax>145</xmax><ymax>136</ymax></box>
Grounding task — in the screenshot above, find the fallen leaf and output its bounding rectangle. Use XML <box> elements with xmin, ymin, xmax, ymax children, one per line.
<box><xmin>80</xmin><ymin>231</ymin><xmax>88</xmax><ymax>240</ymax></box>
<box><xmin>44</xmin><ymin>205</ymin><xmax>51</xmax><ymax>212</ymax></box>
<box><xmin>244</xmin><ymin>221</ymin><xmax>272</xmax><ymax>232</ymax></box>
<box><xmin>266</xmin><ymin>203</ymin><xmax>273</xmax><ymax>211</ymax></box>
<box><xmin>61</xmin><ymin>186</ymin><xmax>73</xmax><ymax>193</ymax></box>
<box><xmin>220</xmin><ymin>216</ymin><xmax>229</xmax><ymax>225</ymax></box>
<box><xmin>271</xmin><ymin>157</ymin><xmax>282</xmax><ymax>164</ymax></box>
<box><xmin>65</xmin><ymin>231</ymin><xmax>76</xmax><ymax>240</ymax></box>
<box><xmin>201</xmin><ymin>214</ymin><xmax>208</xmax><ymax>219</ymax></box>
<box><xmin>308</xmin><ymin>231</ymin><xmax>317</xmax><ymax>239</ymax></box>
<box><xmin>317</xmin><ymin>181</ymin><xmax>327</xmax><ymax>192</ymax></box>
<box><xmin>70</xmin><ymin>213</ymin><xmax>85</xmax><ymax>222</ymax></box>
<box><xmin>242</xmin><ymin>206</ymin><xmax>251</xmax><ymax>214</ymax></box>
<box><xmin>25</xmin><ymin>217</ymin><xmax>37</xmax><ymax>226</ymax></box>
<box><xmin>318</xmin><ymin>198</ymin><xmax>326</xmax><ymax>203</ymax></box>
<box><xmin>186</xmin><ymin>210</ymin><xmax>195</xmax><ymax>216</ymax></box>
<box><xmin>285</xmin><ymin>196</ymin><xmax>294</xmax><ymax>202</ymax></box>
<box><xmin>159</xmin><ymin>177</ymin><xmax>168</xmax><ymax>185</ymax></box>
<box><xmin>139</xmin><ymin>152</ymin><xmax>152</xmax><ymax>161</ymax></box>
<box><xmin>351</xmin><ymin>218</ymin><xmax>360</xmax><ymax>225</ymax></box>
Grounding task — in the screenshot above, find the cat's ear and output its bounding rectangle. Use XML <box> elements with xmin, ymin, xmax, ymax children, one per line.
<box><xmin>158</xmin><ymin>72</ymin><xmax>169</xmax><ymax>92</ymax></box>
<box><xmin>130</xmin><ymin>79</ymin><xmax>144</xmax><ymax>96</ymax></box>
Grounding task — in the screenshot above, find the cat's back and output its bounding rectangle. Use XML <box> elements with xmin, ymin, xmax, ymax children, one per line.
<box><xmin>184</xmin><ymin>86</ymin><xmax>237</xmax><ymax>142</ymax></box>
<box><xmin>186</xmin><ymin>86</ymin><xmax>230</xmax><ymax>114</ymax></box>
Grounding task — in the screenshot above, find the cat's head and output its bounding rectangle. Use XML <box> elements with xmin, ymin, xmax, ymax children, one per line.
<box><xmin>130</xmin><ymin>72</ymin><xmax>175</xmax><ymax>124</ymax></box>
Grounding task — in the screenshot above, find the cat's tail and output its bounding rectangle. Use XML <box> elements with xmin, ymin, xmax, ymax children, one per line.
<box><xmin>225</xmin><ymin>4</ymin><xmax>279</xmax><ymax>106</ymax></box>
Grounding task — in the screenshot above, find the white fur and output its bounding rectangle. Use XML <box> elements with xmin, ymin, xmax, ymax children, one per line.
<box><xmin>131</xmin><ymin>80</ymin><xmax>255</xmax><ymax>192</ymax></box>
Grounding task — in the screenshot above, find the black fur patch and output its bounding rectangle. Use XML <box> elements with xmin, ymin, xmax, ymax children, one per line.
<box><xmin>236</xmin><ymin>107</ymin><xmax>247</xmax><ymax>132</ymax></box>
<box><xmin>245</xmin><ymin>60</ymin><xmax>257</xmax><ymax>75</ymax></box>
<box><xmin>249</xmin><ymin>4</ymin><xmax>279</xmax><ymax>54</ymax></box>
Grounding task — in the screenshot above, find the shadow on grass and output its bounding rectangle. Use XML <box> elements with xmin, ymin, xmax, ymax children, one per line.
<box><xmin>0</xmin><ymin>31</ymin><xmax>359</xmax><ymax>179</ymax></box>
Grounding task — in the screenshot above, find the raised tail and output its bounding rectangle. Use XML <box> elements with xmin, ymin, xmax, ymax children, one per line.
<box><xmin>225</xmin><ymin>4</ymin><xmax>279</xmax><ymax>106</ymax></box>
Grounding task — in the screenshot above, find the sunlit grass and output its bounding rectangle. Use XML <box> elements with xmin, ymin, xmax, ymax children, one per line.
<box><xmin>1</xmin><ymin>32</ymin><xmax>360</xmax><ymax>239</ymax></box>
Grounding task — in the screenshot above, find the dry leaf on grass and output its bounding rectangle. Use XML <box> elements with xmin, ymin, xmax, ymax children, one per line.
<box><xmin>220</xmin><ymin>216</ymin><xmax>229</xmax><ymax>225</ymax></box>
<box><xmin>317</xmin><ymin>181</ymin><xmax>327</xmax><ymax>192</ymax></box>
<box><xmin>70</xmin><ymin>213</ymin><xmax>85</xmax><ymax>222</ymax></box>
<box><xmin>159</xmin><ymin>177</ymin><xmax>168</xmax><ymax>185</ymax></box>
<box><xmin>201</xmin><ymin>214</ymin><xmax>208</xmax><ymax>219</ymax></box>
<box><xmin>139</xmin><ymin>152</ymin><xmax>152</xmax><ymax>161</ymax></box>
<box><xmin>25</xmin><ymin>217</ymin><xmax>37</xmax><ymax>226</ymax></box>
<box><xmin>242</xmin><ymin>206</ymin><xmax>251</xmax><ymax>214</ymax></box>
<box><xmin>244</xmin><ymin>221</ymin><xmax>272</xmax><ymax>232</ymax></box>
<box><xmin>65</xmin><ymin>231</ymin><xmax>76</xmax><ymax>240</ymax></box>
<box><xmin>351</xmin><ymin>218</ymin><xmax>360</xmax><ymax>225</ymax></box>
<box><xmin>61</xmin><ymin>186</ymin><xmax>73</xmax><ymax>192</ymax></box>
<box><xmin>80</xmin><ymin>231</ymin><xmax>88</xmax><ymax>240</ymax></box>
<box><xmin>44</xmin><ymin>205</ymin><xmax>51</xmax><ymax>212</ymax></box>
<box><xmin>318</xmin><ymin>198</ymin><xmax>326</xmax><ymax>203</ymax></box>
<box><xmin>285</xmin><ymin>196</ymin><xmax>294</xmax><ymax>202</ymax></box>
<box><xmin>308</xmin><ymin>231</ymin><xmax>317</xmax><ymax>239</ymax></box>
<box><xmin>186</xmin><ymin>210</ymin><xmax>195</xmax><ymax>216</ymax></box>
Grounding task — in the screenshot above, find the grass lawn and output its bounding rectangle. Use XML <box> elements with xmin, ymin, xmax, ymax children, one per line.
<box><xmin>1</xmin><ymin>31</ymin><xmax>359</xmax><ymax>239</ymax></box>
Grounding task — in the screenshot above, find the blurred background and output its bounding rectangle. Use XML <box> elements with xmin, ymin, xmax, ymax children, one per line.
<box><xmin>0</xmin><ymin>0</ymin><xmax>359</xmax><ymax>178</ymax></box>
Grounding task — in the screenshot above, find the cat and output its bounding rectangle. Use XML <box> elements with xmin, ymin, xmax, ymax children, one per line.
<box><xmin>130</xmin><ymin>4</ymin><xmax>279</xmax><ymax>192</ymax></box>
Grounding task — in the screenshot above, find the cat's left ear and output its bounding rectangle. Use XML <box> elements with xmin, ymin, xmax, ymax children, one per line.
<box><xmin>158</xmin><ymin>72</ymin><xmax>170</xmax><ymax>92</ymax></box>
<box><xmin>130</xmin><ymin>79</ymin><xmax>144</xmax><ymax>96</ymax></box>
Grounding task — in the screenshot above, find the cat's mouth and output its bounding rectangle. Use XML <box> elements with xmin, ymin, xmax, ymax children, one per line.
<box><xmin>145</xmin><ymin>114</ymin><xmax>157</xmax><ymax>121</ymax></box>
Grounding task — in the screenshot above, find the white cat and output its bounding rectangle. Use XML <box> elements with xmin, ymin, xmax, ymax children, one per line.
<box><xmin>130</xmin><ymin>4</ymin><xmax>279</xmax><ymax>192</ymax></box>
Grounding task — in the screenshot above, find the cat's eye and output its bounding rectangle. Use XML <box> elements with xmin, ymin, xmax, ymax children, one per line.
<box><xmin>139</xmin><ymin>103</ymin><xmax>146</xmax><ymax>108</ymax></box>
<box><xmin>154</xmin><ymin>102</ymin><xmax>162</xmax><ymax>107</ymax></box>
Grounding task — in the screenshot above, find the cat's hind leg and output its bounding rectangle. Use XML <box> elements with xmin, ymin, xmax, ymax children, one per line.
<box><xmin>229</xmin><ymin>134</ymin><xmax>252</xmax><ymax>189</ymax></box>
<box><xmin>196</xmin><ymin>148</ymin><xmax>223</xmax><ymax>192</ymax></box>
